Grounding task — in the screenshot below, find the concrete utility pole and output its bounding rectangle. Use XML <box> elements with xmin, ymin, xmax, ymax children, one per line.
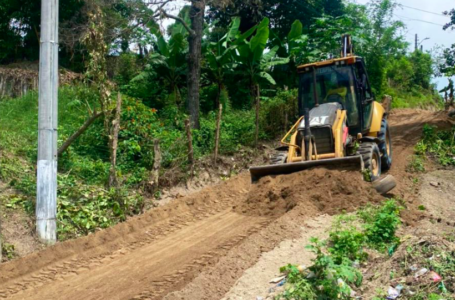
<box><xmin>37</xmin><ymin>0</ymin><xmax>59</xmax><ymax>244</ymax></box>
<box><xmin>415</xmin><ymin>34</ymin><xmax>418</xmax><ymax>52</ymax></box>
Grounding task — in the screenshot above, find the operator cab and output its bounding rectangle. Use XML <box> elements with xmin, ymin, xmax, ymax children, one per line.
<box><xmin>297</xmin><ymin>45</ymin><xmax>375</xmax><ymax>136</ymax></box>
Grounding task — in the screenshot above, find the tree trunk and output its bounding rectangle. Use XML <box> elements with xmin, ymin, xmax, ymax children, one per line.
<box><xmin>255</xmin><ymin>84</ymin><xmax>260</xmax><ymax>148</ymax></box>
<box><xmin>187</xmin><ymin>0</ymin><xmax>205</xmax><ymax>129</ymax></box>
<box><xmin>109</xmin><ymin>93</ymin><xmax>122</xmax><ymax>188</ymax></box>
<box><xmin>184</xmin><ymin>119</ymin><xmax>194</xmax><ymax>174</ymax></box>
<box><xmin>57</xmin><ymin>111</ymin><xmax>103</xmax><ymax>156</ymax></box>
<box><xmin>214</xmin><ymin>103</ymin><xmax>223</xmax><ymax>163</ymax></box>
<box><xmin>150</xmin><ymin>139</ymin><xmax>162</xmax><ymax>190</ymax></box>
<box><xmin>0</xmin><ymin>221</ymin><xmax>2</xmax><ymax>263</ymax></box>
<box><xmin>284</xmin><ymin>111</ymin><xmax>288</xmax><ymax>134</ymax></box>
<box><xmin>214</xmin><ymin>83</ymin><xmax>221</xmax><ymax>111</ymax></box>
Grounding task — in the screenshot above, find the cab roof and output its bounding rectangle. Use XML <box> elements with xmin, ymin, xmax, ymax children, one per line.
<box><xmin>297</xmin><ymin>56</ymin><xmax>361</xmax><ymax>73</ymax></box>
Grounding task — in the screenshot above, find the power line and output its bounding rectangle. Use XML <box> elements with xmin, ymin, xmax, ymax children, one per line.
<box><xmin>393</xmin><ymin>14</ymin><xmax>445</xmax><ymax>27</ymax></box>
<box><xmin>399</xmin><ymin>4</ymin><xmax>450</xmax><ymax>18</ymax></box>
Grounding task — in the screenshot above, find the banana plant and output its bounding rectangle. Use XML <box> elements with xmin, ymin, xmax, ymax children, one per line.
<box><xmin>204</xmin><ymin>17</ymin><xmax>248</xmax><ymax>162</ymax></box>
<box><xmin>150</xmin><ymin>31</ymin><xmax>187</xmax><ymax>107</ymax></box>
<box><xmin>232</xmin><ymin>17</ymin><xmax>290</xmax><ymax>147</ymax></box>
<box><xmin>270</xmin><ymin>20</ymin><xmax>309</xmax><ymax>88</ymax></box>
<box><xmin>131</xmin><ymin>26</ymin><xmax>188</xmax><ymax>107</ymax></box>
<box><xmin>204</xmin><ymin>17</ymin><xmax>241</xmax><ymax>110</ymax></box>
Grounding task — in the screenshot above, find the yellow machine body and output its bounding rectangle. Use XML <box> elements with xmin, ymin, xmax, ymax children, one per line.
<box><xmin>249</xmin><ymin>35</ymin><xmax>392</xmax><ymax>183</ymax></box>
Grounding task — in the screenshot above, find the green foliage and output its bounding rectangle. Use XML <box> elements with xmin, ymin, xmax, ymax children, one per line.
<box><xmin>280</xmin><ymin>238</ymin><xmax>362</xmax><ymax>300</ymax></box>
<box><xmin>406</xmin><ymin>156</ymin><xmax>426</xmax><ymax>173</ymax></box>
<box><xmin>414</xmin><ymin>124</ymin><xmax>455</xmax><ymax>167</ymax></box>
<box><xmin>118</xmin><ymin>97</ymin><xmax>185</xmax><ymax>172</ymax></box>
<box><xmin>1</xmin><ymin>242</ymin><xmax>16</xmax><ymax>260</ymax></box>
<box><xmin>279</xmin><ymin>200</ymin><xmax>402</xmax><ymax>299</ymax></box>
<box><xmin>386</xmin><ymin>51</ymin><xmax>439</xmax><ymax>109</ymax></box>
<box><xmin>278</xmin><ymin>265</ymin><xmax>317</xmax><ymax>300</ymax></box>
<box><xmin>440</xmin><ymin>9</ymin><xmax>455</xmax><ymax>77</ymax></box>
<box><xmin>196</xmin><ymin>110</ymin><xmax>256</xmax><ymax>154</ymax></box>
<box><xmin>358</xmin><ymin>200</ymin><xmax>402</xmax><ymax>249</ymax></box>
<box><xmin>57</xmin><ymin>175</ymin><xmax>144</xmax><ymax>240</ymax></box>
<box><xmin>126</xmin><ymin>28</ymin><xmax>188</xmax><ymax>108</ymax></box>
<box><xmin>232</xmin><ymin>17</ymin><xmax>289</xmax><ymax>90</ymax></box>
<box><xmin>388</xmin><ymin>88</ymin><xmax>442</xmax><ymax>109</ymax></box>
<box><xmin>3</xmin><ymin>195</ymin><xmax>34</xmax><ymax>214</ymax></box>
<box><xmin>259</xmin><ymin>89</ymin><xmax>299</xmax><ymax>139</ymax></box>
<box><xmin>328</xmin><ymin>215</ymin><xmax>367</xmax><ymax>264</ymax></box>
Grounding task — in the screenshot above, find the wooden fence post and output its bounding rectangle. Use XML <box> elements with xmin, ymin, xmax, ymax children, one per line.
<box><xmin>214</xmin><ymin>104</ymin><xmax>223</xmax><ymax>163</ymax></box>
<box><xmin>150</xmin><ymin>139</ymin><xmax>162</xmax><ymax>189</ymax></box>
<box><xmin>184</xmin><ymin>119</ymin><xmax>194</xmax><ymax>175</ymax></box>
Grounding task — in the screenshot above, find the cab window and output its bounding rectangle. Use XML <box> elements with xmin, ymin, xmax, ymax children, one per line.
<box><xmin>300</xmin><ymin>65</ymin><xmax>359</xmax><ymax>127</ymax></box>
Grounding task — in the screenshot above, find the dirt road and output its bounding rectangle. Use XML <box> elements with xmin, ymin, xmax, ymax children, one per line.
<box><xmin>0</xmin><ymin>109</ymin><xmax>449</xmax><ymax>300</ymax></box>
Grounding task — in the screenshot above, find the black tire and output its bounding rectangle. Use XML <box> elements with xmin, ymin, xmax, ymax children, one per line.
<box><xmin>270</xmin><ymin>151</ymin><xmax>288</xmax><ymax>165</ymax></box>
<box><xmin>357</xmin><ymin>142</ymin><xmax>382</xmax><ymax>182</ymax></box>
<box><xmin>377</xmin><ymin>119</ymin><xmax>392</xmax><ymax>171</ymax></box>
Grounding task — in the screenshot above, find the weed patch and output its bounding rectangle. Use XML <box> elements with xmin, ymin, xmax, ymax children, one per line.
<box><xmin>406</xmin><ymin>156</ymin><xmax>426</xmax><ymax>173</ymax></box>
<box><xmin>1</xmin><ymin>242</ymin><xmax>16</xmax><ymax>261</ymax></box>
<box><xmin>414</xmin><ymin>124</ymin><xmax>455</xmax><ymax>167</ymax></box>
<box><xmin>278</xmin><ymin>200</ymin><xmax>402</xmax><ymax>299</ymax></box>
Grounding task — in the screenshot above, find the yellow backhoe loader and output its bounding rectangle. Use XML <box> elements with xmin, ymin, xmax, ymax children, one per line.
<box><xmin>250</xmin><ymin>35</ymin><xmax>393</xmax><ymax>185</ymax></box>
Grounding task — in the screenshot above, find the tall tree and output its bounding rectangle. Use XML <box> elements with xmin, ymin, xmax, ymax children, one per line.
<box><xmin>83</xmin><ymin>2</ymin><xmax>120</xmax><ymax>188</ymax></box>
<box><xmin>443</xmin><ymin>9</ymin><xmax>455</xmax><ymax>31</ymax></box>
<box><xmin>207</xmin><ymin>0</ymin><xmax>345</xmax><ymax>37</ymax></box>
<box><xmin>157</xmin><ymin>1</ymin><xmax>206</xmax><ymax>129</ymax></box>
<box><xmin>156</xmin><ymin>0</ymin><xmax>231</xmax><ymax>129</ymax></box>
<box><xmin>440</xmin><ymin>8</ymin><xmax>455</xmax><ymax>77</ymax></box>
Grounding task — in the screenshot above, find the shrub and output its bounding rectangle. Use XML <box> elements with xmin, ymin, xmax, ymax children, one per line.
<box><xmin>280</xmin><ymin>238</ymin><xmax>362</xmax><ymax>300</ymax></box>
<box><xmin>260</xmin><ymin>89</ymin><xmax>299</xmax><ymax>139</ymax></box>
<box><xmin>279</xmin><ymin>200</ymin><xmax>402</xmax><ymax>299</ymax></box>
<box><xmin>358</xmin><ymin>200</ymin><xmax>402</xmax><ymax>249</ymax></box>
<box><xmin>57</xmin><ymin>174</ymin><xmax>144</xmax><ymax>240</ymax></box>
<box><xmin>416</xmin><ymin>124</ymin><xmax>455</xmax><ymax>166</ymax></box>
<box><xmin>328</xmin><ymin>215</ymin><xmax>367</xmax><ymax>264</ymax></box>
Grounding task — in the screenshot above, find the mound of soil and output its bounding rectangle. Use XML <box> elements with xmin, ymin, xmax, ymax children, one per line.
<box><xmin>234</xmin><ymin>168</ymin><xmax>384</xmax><ymax>217</ymax></box>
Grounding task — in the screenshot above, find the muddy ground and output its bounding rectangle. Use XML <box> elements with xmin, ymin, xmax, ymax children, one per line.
<box><xmin>0</xmin><ymin>108</ymin><xmax>453</xmax><ymax>300</ymax></box>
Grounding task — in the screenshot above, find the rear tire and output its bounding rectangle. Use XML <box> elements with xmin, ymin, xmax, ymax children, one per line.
<box><xmin>378</xmin><ymin>119</ymin><xmax>392</xmax><ymax>171</ymax></box>
<box><xmin>270</xmin><ymin>151</ymin><xmax>288</xmax><ymax>165</ymax></box>
<box><xmin>357</xmin><ymin>142</ymin><xmax>382</xmax><ymax>182</ymax></box>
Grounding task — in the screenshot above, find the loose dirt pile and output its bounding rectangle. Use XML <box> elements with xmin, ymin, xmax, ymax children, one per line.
<box><xmin>235</xmin><ymin>168</ymin><xmax>383</xmax><ymax>217</ymax></box>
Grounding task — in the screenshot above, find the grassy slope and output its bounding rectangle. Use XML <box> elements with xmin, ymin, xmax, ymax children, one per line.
<box><xmin>0</xmin><ymin>87</ymin><xmax>145</xmax><ymax>241</ymax></box>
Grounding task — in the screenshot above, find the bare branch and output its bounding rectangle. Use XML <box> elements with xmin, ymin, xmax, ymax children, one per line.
<box><xmin>159</xmin><ymin>9</ymin><xmax>195</xmax><ymax>36</ymax></box>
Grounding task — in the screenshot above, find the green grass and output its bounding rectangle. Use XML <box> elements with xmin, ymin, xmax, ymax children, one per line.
<box><xmin>385</xmin><ymin>87</ymin><xmax>443</xmax><ymax>109</ymax></box>
<box><xmin>414</xmin><ymin>124</ymin><xmax>455</xmax><ymax>167</ymax></box>
<box><xmin>0</xmin><ymin>87</ymin><xmax>143</xmax><ymax>240</ymax></box>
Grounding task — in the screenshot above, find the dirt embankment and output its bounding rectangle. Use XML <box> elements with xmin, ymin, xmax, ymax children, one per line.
<box><xmin>0</xmin><ymin>109</ymin><xmax>452</xmax><ymax>300</ymax></box>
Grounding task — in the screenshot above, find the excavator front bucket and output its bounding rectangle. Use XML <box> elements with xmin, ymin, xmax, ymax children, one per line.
<box><xmin>249</xmin><ymin>156</ymin><xmax>364</xmax><ymax>183</ymax></box>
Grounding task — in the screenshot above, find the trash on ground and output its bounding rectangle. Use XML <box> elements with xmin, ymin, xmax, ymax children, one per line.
<box><xmin>297</xmin><ymin>264</ymin><xmax>306</xmax><ymax>273</ymax></box>
<box><xmin>386</xmin><ymin>286</ymin><xmax>400</xmax><ymax>299</ymax></box>
<box><xmin>269</xmin><ymin>276</ymin><xmax>285</xmax><ymax>284</ymax></box>
<box><xmin>414</xmin><ymin>268</ymin><xmax>428</xmax><ymax>278</ymax></box>
<box><xmin>429</xmin><ymin>271</ymin><xmax>442</xmax><ymax>283</ymax></box>
<box><xmin>277</xmin><ymin>279</ymin><xmax>286</xmax><ymax>287</ymax></box>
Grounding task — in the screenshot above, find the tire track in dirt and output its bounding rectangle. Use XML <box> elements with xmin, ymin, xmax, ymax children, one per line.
<box><xmin>3</xmin><ymin>211</ymin><xmax>268</xmax><ymax>300</ymax></box>
<box><xmin>0</xmin><ymin>175</ymin><xmax>266</xmax><ymax>300</ymax></box>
